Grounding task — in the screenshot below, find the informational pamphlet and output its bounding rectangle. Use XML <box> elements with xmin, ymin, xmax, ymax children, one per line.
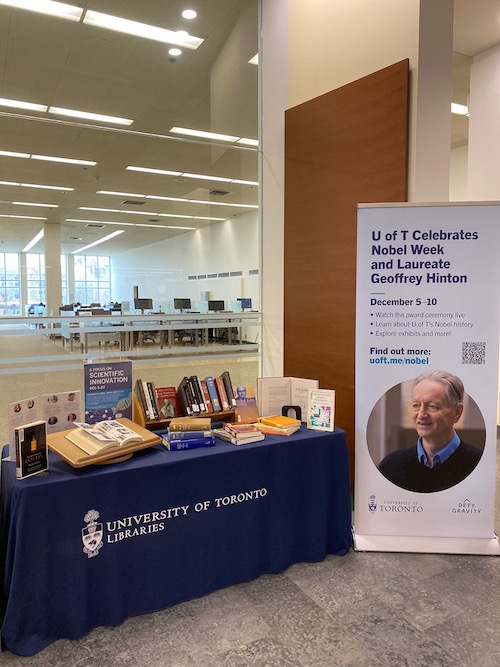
<box><xmin>43</xmin><ymin>390</ymin><xmax>82</xmax><ymax>434</ymax></box>
<box><xmin>307</xmin><ymin>389</ymin><xmax>335</xmax><ymax>432</ymax></box>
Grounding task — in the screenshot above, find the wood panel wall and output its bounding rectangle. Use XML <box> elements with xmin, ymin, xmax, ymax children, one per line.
<box><xmin>284</xmin><ymin>60</ymin><xmax>409</xmax><ymax>483</ymax></box>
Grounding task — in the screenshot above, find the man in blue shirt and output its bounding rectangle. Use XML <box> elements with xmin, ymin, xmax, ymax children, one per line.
<box><xmin>378</xmin><ymin>370</ymin><xmax>482</xmax><ymax>492</ymax></box>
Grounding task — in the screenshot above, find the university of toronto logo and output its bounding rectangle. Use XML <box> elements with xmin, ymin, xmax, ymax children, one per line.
<box><xmin>368</xmin><ymin>495</ymin><xmax>377</xmax><ymax>513</ymax></box>
<box><xmin>82</xmin><ymin>509</ymin><xmax>104</xmax><ymax>558</ymax></box>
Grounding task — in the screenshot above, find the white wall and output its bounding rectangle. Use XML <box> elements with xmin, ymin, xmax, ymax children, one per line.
<box><xmin>111</xmin><ymin>211</ymin><xmax>259</xmax><ymax>312</ymax></box>
<box><xmin>450</xmin><ymin>145</ymin><xmax>469</xmax><ymax>201</ymax></box>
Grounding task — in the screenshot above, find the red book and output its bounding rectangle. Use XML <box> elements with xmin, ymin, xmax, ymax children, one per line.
<box><xmin>200</xmin><ymin>380</ymin><xmax>213</xmax><ymax>413</ymax></box>
<box><xmin>155</xmin><ymin>386</ymin><xmax>180</xmax><ymax>419</ymax></box>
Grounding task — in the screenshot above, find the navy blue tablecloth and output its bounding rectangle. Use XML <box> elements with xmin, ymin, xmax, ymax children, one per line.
<box><xmin>1</xmin><ymin>426</ymin><xmax>352</xmax><ymax>656</ymax></box>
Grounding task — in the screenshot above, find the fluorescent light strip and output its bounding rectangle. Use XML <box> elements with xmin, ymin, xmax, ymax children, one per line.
<box><xmin>22</xmin><ymin>182</ymin><xmax>74</xmax><ymax>191</ymax></box>
<box><xmin>72</xmin><ymin>230</ymin><xmax>124</xmax><ymax>254</ymax></box>
<box><xmin>0</xmin><ymin>213</ymin><xmax>47</xmax><ymax>220</ymax></box>
<box><xmin>170</xmin><ymin>126</ymin><xmax>258</xmax><ymax>146</ymax></box>
<box><xmin>126</xmin><ymin>166</ymin><xmax>182</xmax><ymax>176</ymax></box>
<box><xmin>101</xmin><ymin>190</ymin><xmax>257</xmax><ymax>210</ymax></box>
<box><xmin>0</xmin><ymin>149</ymin><xmax>97</xmax><ymax>166</ymax></box>
<box><xmin>31</xmin><ymin>154</ymin><xmax>97</xmax><ymax>166</ymax></box>
<box><xmin>97</xmin><ymin>190</ymin><xmax>146</xmax><ymax>198</ymax></box>
<box><xmin>157</xmin><ymin>213</ymin><xmax>194</xmax><ymax>219</ymax></box>
<box><xmin>13</xmin><ymin>201</ymin><xmax>58</xmax><ymax>207</ymax></box>
<box><xmin>23</xmin><ymin>229</ymin><xmax>44</xmax><ymax>253</ymax></box>
<box><xmin>0</xmin><ymin>96</ymin><xmax>48</xmax><ymax>112</ymax></box>
<box><xmin>0</xmin><ymin>1</ymin><xmax>82</xmax><ymax>21</ymax></box>
<box><xmin>127</xmin><ymin>165</ymin><xmax>258</xmax><ymax>186</ymax></box>
<box><xmin>48</xmin><ymin>106</ymin><xmax>133</xmax><ymax>126</ymax></box>
<box><xmin>0</xmin><ymin>150</ymin><xmax>30</xmax><ymax>158</ymax></box>
<box><xmin>83</xmin><ymin>10</ymin><xmax>203</xmax><ymax>49</ymax></box>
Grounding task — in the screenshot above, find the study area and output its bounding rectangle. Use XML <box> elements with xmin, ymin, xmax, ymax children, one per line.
<box><xmin>2</xmin><ymin>0</ymin><xmax>500</xmax><ymax>665</ymax></box>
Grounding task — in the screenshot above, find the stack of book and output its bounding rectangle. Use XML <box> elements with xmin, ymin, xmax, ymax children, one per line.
<box><xmin>161</xmin><ymin>417</ymin><xmax>215</xmax><ymax>450</ymax></box>
<box><xmin>176</xmin><ymin>371</ymin><xmax>237</xmax><ymax>416</ymax></box>
<box><xmin>255</xmin><ymin>415</ymin><xmax>301</xmax><ymax>436</ymax></box>
<box><xmin>213</xmin><ymin>422</ymin><xmax>265</xmax><ymax>446</ymax></box>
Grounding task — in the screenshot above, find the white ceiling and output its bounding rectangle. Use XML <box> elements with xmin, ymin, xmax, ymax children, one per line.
<box><xmin>0</xmin><ymin>0</ymin><xmax>499</xmax><ymax>255</ymax></box>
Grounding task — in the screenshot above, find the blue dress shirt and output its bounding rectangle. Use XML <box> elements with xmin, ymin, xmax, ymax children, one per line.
<box><xmin>417</xmin><ymin>431</ymin><xmax>460</xmax><ymax>469</ymax></box>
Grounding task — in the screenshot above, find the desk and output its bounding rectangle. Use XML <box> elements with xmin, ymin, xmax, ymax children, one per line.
<box><xmin>1</xmin><ymin>427</ymin><xmax>352</xmax><ymax>656</ymax></box>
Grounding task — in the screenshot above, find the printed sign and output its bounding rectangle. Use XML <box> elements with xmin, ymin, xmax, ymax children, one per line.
<box><xmin>354</xmin><ymin>203</ymin><xmax>500</xmax><ymax>553</ymax></box>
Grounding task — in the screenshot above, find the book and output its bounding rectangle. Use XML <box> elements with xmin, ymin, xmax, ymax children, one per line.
<box><xmin>167</xmin><ymin>429</ymin><xmax>213</xmax><ymax>440</ymax></box>
<box><xmin>15</xmin><ymin>420</ymin><xmax>48</xmax><ymax>479</ymax></box>
<box><xmin>155</xmin><ymin>386</ymin><xmax>179</xmax><ymax>419</ymax></box>
<box><xmin>234</xmin><ymin>385</ymin><xmax>259</xmax><ymax>424</ymax></box>
<box><xmin>65</xmin><ymin>420</ymin><xmax>143</xmax><ymax>456</ymax></box>
<box><xmin>256</xmin><ymin>377</ymin><xmax>319</xmax><ymax>423</ymax></box>
<box><xmin>182</xmin><ymin>376</ymin><xmax>200</xmax><ymax>414</ymax></box>
<box><xmin>307</xmin><ymin>388</ymin><xmax>335</xmax><ymax>432</ymax></box>
<box><xmin>223</xmin><ymin>422</ymin><xmax>260</xmax><ymax>435</ymax></box>
<box><xmin>134</xmin><ymin>379</ymin><xmax>151</xmax><ymax>420</ymax></box>
<box><xmin>200</xmin><ymin>379</ymin><xmax>213</xmax><ymax>413</ymax></box>
<box><xmin>204</xmin><ymin>376</ymin><xmax>221</xmax><ymax>412</ymax></box>
<box><xmin>145</xmin><ymin>381</ymin><xmax>159</xmax><ymax>420</ymax></box>
<box><xmin>161</xmin><ymin>435</ymin><xmax>216</xmax><ymax>451</ymax></box>
<box><xmin>215</xmin><ymin>376</ymin><xmax>230</xmax><ymax>410</ymax></box>
<box><xmin>176</xmin><ymin>382</ymin><xmax>193</xmax><ymax>416</ymax></box>
<box><xmin>168</xmin><ymin>417</ymin><xmax>212</xmax><ymax>432</ymax></box>
<box><xmin>256</xmin><ymin>415</ymin><xmax>301</xmax><ymax>436</ymax></box>
<box><xmin>189</xmin><ymin>375</ymin><xmax>207</xmax><ymax>412</ymax></box>
<box><xmin>213</xmin><ymin>428</ymin><xmax>265</xmax><ymax>446</ymax></box>
<box><xmin>221</xmin><ymin>370</ymin><xmax>237</xmax><ymax>407</ymax></box>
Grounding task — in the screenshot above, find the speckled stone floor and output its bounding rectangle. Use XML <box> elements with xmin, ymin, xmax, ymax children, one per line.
<box><xmin>3</xmin><ymin>445</ymin><xmax>500</xmax><ymax>667</ymax></box>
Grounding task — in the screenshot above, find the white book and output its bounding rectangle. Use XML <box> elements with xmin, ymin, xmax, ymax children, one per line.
<box><xmin>257</xmin><ymin>376</ymin><xmax>319</xmax><ymax>422</ymax></box>
<box><xmin>65</xmin><ymin>420</ymin><xmax>143</xmax><ymax>456</ymax></box>
<box><xmin>307</xmin><ymin>389</ymin><xmax>335</xmax><ymax>432</ymax></box>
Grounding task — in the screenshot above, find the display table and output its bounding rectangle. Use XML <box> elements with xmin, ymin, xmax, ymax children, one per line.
<box><xmin>1</xmin><ymin>427</ymin><xmax>352</xmax><ymax>656</ymax></box>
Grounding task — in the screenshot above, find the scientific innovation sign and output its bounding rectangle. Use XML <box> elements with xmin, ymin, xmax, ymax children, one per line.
<box><xmin>354</xmin><ymin>203</ymin><xmax>500</xmax><ymax>554</ymax></box>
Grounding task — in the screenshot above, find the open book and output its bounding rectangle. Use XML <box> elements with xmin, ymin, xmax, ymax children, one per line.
<box><xmin>65</xmin><ymin>420</ymin><xmax>143</xmax><ymax>456</ymax></box>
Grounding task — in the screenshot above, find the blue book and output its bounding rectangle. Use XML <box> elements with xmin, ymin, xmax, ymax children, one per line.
<box><xmin>204</xmin><ymin>376</ymin><xmax>221</xmax><ymax>412</ymax></box>
<box><xmin>167</xmin><ymin>429</ymin><xmax>212</xmax><ymax>440</ymax></box>
<box><xmin>162</xmin><ymin>436</ymin><xmax>216</xmax><ymax>451</ymax></box>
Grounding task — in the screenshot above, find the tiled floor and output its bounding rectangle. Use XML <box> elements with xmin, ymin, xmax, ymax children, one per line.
<box><xmin>3</xmin><ymin>445</ymin><xmax>500</xmax><ymax>667</ymax></box>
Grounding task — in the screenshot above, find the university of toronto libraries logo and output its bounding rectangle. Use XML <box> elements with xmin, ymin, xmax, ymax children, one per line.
<box><xmin>82</xmin><ymin>509</ymin><xmax>103</xmax><ymax>558</ymax></box>
<box><xmin>368</xmin><ymin>495</ymin><xmax>377</xmax><ymax>513</ymax></box>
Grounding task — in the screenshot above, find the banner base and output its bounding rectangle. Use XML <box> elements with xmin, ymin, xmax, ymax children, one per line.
<box><xmin>353</xmin><ymin>532</ymin><xmax>500</xmax><ymax>555</ymax></box>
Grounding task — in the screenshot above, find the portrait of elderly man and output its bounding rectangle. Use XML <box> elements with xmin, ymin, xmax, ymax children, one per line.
<box><xmin>378</xmin><ymin>370</ymin><xmax>483</xmax><ymax>493</ymax></box>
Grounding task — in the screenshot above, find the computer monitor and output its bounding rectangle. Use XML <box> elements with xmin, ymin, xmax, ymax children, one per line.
<box><xmin>134</xmin><ymin>298</ymin><xmax>153</xmax><ymax>312</ymax></box>
<box><xmin>237</xmin><ymin>297</ymin><xmax>252</xmax><ymax>310</ymax></box>
<box><xmin>173</xmin><ymin>298</ymin><xmax>192</xmax><ymax>311</ymax></box>
<box><xmin>208</xmin><ymin>300</ymin><xmax>225</xmax><ymax>312</ymax></box>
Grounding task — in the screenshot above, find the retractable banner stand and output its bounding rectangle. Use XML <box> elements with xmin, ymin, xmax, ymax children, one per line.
<box><xmin>354</xmin><ymin>203</ymin><xmax>500</xmax><ymax>554</ymax></box>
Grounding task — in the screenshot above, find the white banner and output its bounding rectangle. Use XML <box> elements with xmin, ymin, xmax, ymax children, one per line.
<box><xmin>354</xmin><ymin>203</ymin><xmax>500</xmax><ymax>554</ymax></box>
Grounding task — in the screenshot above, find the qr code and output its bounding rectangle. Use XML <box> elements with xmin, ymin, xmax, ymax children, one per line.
<box><xmin>461</xmin><ymin>341</ymin><xmax>486</xmax><ymax>364</ymax></box>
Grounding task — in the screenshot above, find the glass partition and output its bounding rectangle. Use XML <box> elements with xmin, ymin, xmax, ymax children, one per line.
<box><xmin>0</xmin><ymin>1</ymin><xmax>260</xmax><ymax>441</ymax></box>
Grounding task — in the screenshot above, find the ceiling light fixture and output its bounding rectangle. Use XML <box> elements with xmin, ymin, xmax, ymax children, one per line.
<box><xmin>126</xmin><ymin>166</ymin><xmax>182</xmax><ymax>176</ymax></box>
<box><xmin>22</xmin><ymin>182</ymin><xmax>74</xmax><ymax>191</ymax></box>
<box><xmin>97</xmin><ymin>190</ymin><xmax>146</xmax><ymax>198</ymax></box>
<box><xmin>66</xmin><ymin>218</ymin><xmax>135</xmax><ymax>226</ymax></box>
<box><xmin>0</xmin><ymin>97</ymin><xmax>47</xmax><ymax>112</ymax></box>
<box><xmin>0</xmin><ymin>0</ymin><xmax>83</xmax><ymax>21</ymax></box>
<box><xmin>169</xmin><ymin>48</ymin><xmax>182</xmax><ymax>57</ymax></box>
<box><xmin>13</xmin><ymin>201</ymin><xmax>58</xmax><ymax>207</ymax></box>
<box><xmin>0</xmin><ymin>150</ymin><xmax>30</xmax><ymax>158</ymax></box>
<box><xmin>22</xmin><ymin>229</ymin><xmax>44</xmax><ymax>253</ymax></box>
<box><xmin>48</xmin><ymin>106</ymin><xmax>133</xmax><ymax>126</ymax></box>
<box><xmin>31</xmin><ymin>154</ymin><xmax>97</xmax><ymax>166</ymax></box>
<box><xmin>170</xmin><ymin>126</ymin><xmax>240</xmax><ymax>142</ymax></box>
<box><xmin>248</xmin><ymin>54</ymin><xmax>258</xmax><ymax>65</ymax></box>
<box><xmin>0</xmin><ymin>213</ymin><xmax>47</xmax><ymax>220</ymax></box>
<box><xmin>182</xmin><ymin>9</ymin><xmax>197</xmax><ymax>20</ymax></box>
<box><xmin>83</xmin><ymin>10</ymin><xmax>203</xmax><ymax>49</ymax></box>
<box><xmin>72</xmin><ymin>230</ymin><xmax>124</xmax><ymax>254</ymax></box>
<box><xmin>451</xmin><ymin>103</ymin><xmax>469</xmax><ymax>116</ymax></box>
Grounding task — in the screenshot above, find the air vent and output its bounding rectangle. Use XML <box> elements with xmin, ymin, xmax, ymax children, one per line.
<box><xmin>230</xmin><ymin>270</ymin><xmax>243</xmax><ymax>277</ymax></box>
<box><xmin>218</xmin><ymin>272</ymin><xmax>229</xmax><ymax>278</ymax></box>
<box><xmin>209</xmin><ymin>189</ymin><xmax>232</xmax><ymax>197</ymax></box>
<box><xmin>69</xmin><ymin>236</ymin><xmax>83</xmax><ymax>241</ymax></box>
<box><xmin>86</xmin><ymin>223</ymin><xmax>105</xmax><ymax>228</ymax></box>
<box><xmin>197</xmin><ymin>274</ymin><xmax>207</xmax><ymax>279</ymax></box>
<box><xmin>146</xmin><ymin>218</ymin><xmax>161</xmax><ymax>223</ymax></box>
<box><xmin>122</xmin><ymin>200</ymin><xmax>146</xmax><ymax>206</ymax></box>
<box><xmin>188</xmin><ymin>275</ymin><xmax>197</xmax><ymax>280</ymax></box>
<box><xmin>207</xmin><ymin>273</ymin><xmax>217</xmax><ymax>279</ymax></box>
<box><xmin>249</xmin><ymin>268</ymin><xmax>259</xmax><ymax>275</ymax></box>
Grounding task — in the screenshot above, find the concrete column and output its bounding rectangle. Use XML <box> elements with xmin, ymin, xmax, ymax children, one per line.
<box><xmin>411</xmin><ymin>0</ymin><xmax>454</xmax><ymax>202</ymax></box>
<box><xmin>44</xmin><ymin>223</ymin><xmax>62</xmax><ymax>316</ymax></box>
